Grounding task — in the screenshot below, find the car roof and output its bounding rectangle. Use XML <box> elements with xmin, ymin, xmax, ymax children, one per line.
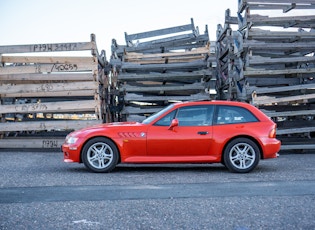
<box><xmin>174</xmin><ymin>100</ymin><xmax>251</xmax><ymax>107</ymax></box>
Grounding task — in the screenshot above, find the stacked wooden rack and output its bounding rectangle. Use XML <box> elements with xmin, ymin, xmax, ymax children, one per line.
<box><xmin>0</xmin><ymin>34</ymin><xmax>107</xmax><ymax>148</ymax></box>
<box><xmin>216</xmin><ymin>0</ymin><xmax>315</xmax><ymax>149</ymax></box>
<box><xmin>110</xmin><ymin>18</ymin><xmax>215</xmax><ymax>121</ymax></box>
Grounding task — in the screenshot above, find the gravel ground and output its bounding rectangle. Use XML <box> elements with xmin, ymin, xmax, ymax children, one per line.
<box><xmin>0</xmin><ymin>150</ymin><xmax>315</xmax><ymax>229</ymax></box>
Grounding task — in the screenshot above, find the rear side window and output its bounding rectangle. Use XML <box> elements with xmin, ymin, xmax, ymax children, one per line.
<box><xmin>214</xmin><ymin>105</ymin><xmax>258</xmax><ymax>125</ymax></box>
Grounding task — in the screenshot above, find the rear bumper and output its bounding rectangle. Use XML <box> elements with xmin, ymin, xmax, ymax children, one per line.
<box><xmin>262</xmin><ymin>138</ymin><xmax>281</xmax><ymax>159</ymax></box>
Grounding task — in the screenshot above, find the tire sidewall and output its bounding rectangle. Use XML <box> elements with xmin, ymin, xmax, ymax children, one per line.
<box><xmin>82</xmin><ymin>137</ymin><xmax>119</xmax><ymax>173</ymax></box>
<box><xmin>224</xmin><ymin>138</ymin><xmax>260</xmax><ymax>173</ymax></box>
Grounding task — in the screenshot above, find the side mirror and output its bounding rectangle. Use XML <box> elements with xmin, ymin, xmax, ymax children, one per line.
<box><xmin>168</xmin><ymin>118</ymin><xmax>179</xmax><ymax>130</ymax></box>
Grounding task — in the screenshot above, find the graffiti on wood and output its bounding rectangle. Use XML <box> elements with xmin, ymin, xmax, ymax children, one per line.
<box><xmin>15</xmin><ymin>103</ymin><xmax>48</xmax><ymax>112</ymax></box>
<box><xmin>42</xmin><ymin>139</ymin><xmax>59</xmax><ymax>148</ymax></box>
<box><xmin>51</xmin><ymin>64</ymin><xmax>78</xmax><ymax>72</ymax></box>
<box><xmin>33</xmin><ymin>43</ymin><xmax>78</xmax><ymax>52</ymax></box>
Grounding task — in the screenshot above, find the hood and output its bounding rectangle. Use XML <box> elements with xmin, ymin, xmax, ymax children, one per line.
<box><xmin>69</xmin><ymin>121</ymin><xmax>142</xmax><ymax>136</ymax></box>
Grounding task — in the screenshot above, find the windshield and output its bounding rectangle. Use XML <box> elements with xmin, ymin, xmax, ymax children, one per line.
<box><xmin>142</xmin><ymin>104</ymin><xmax>175</xmax><ymax>124</ymax></box>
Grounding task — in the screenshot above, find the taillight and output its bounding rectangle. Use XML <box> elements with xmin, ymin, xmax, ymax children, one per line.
<box><xmin>269</xmin><ymin>127</ymin><xmax>276</xmax><ymax>138</ymax></box>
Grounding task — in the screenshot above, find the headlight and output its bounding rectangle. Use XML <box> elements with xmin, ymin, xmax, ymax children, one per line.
<box><xmin>66</xmin><ymin>136</ymin><xmax>79</xmax><ymax>144</ymax></box>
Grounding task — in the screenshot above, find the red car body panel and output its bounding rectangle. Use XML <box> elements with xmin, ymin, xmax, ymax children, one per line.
<box><xmin>62</xmin><ymin>101</ymin><xmax>280</xmax><ymax>166</ymax></box>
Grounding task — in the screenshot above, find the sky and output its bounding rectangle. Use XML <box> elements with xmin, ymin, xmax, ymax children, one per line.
<box><xmin>1</xmin><ymin>0</ymin><xmax>314</xmax><ymax>59</ymax></box>
<box><xmin>0</xmin><ymin>0</ymin><xmax>238</xmax><ymax>57</ymax></box>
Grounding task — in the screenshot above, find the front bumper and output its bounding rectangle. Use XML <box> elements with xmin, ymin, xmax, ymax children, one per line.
<box><xmin>62</xmin><ymin>144</ymin><xmax>81</xmax><ymax>163</ymax></box>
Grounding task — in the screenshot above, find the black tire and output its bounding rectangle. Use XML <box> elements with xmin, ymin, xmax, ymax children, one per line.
<box><xmin>223</xmin><ymin>138</ymin><xmax>260</xmax><ymax>173</ymax></box>
<box><xmin>82</xmin><ymin>137</ymin><xmax>119</xmax><ymax>173</ymax></box>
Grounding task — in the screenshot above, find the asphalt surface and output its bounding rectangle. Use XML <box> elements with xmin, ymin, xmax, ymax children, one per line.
<box><xmin>1</xmin><ymin>150</ymin><xmax>315</xmax><ymax>229</ymax></box>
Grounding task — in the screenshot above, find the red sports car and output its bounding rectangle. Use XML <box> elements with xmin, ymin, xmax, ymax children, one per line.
<box><xmin>62</xmin><ymin>100</ymin><xmax>280</xmax><ymax>173</ymax></box>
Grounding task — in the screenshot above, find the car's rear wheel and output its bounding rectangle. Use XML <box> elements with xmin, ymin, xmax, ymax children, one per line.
<box><xmin>82</xmin><ymin>137</ymin><xmax>119</xmax><ymax>173</ymax></box>
<box><xmin>224</xmin><ymin>138</ymin><xmax>260</xmax><ymax>173</ymax></box>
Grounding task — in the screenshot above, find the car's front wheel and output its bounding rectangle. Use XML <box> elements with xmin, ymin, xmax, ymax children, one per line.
<box><xmin>82</xmin><ymin>137</ymin><xmax>119</xmax><ymax>173</ymax></box>
<box><xmin>224</xmin><ymin>138</ymin><xmax>260</xmax><ymax>173</ymax></box>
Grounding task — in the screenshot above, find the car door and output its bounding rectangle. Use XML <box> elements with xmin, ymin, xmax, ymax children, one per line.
<box><xmin>147</xmin><ymin>105</ymin><xmax>214</xmax><ymax>157</ymax></box>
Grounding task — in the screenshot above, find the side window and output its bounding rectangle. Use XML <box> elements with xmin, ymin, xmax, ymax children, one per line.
<box><xmin>154</xmin><ymin>110</ymin><xmax>177</xmax><ymax>126</ymax></box>
<box><xmin>176</xmin><ymin>105</ymin><xmax>214</xmax><ymax>126</ymax></box>
<box><xmin>215</xmin><ymin>105</ymin><xmax>258</xmax><ymax>125</ymax></box>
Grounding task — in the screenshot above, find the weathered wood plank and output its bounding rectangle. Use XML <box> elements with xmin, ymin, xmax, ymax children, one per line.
<box><xmin>122</xmin><ymin>107</ymin><xmax>160</xmax><ymax>115</ymax></box>
<box><xmin>239</xmin><ymin>0</ymin><xmax>315</xmax><ymax>13</ymax></box>
<box><xmin>281</xmin><ymin>145</ymin><xmax>315</xmax><ymax>150</ymax></box>
<box><xmin>242</xmin><ymin>14</ymin><xmax>315</xmax><ymax>29</ymax></box>
<box><xmin>125</xmin><ymin>46</ymin><xmax>210</xmax><ymax>59</ymax></box>
<box><xmin>264</xmin><ymin>109</ymin><xmax>315</xmax><ymax>118</ymax></box>
<box><xmin>0</xmin><ymin>119</ymin><xmax>100</xmax><ymax>132</ymax></box>
<box><xmin>277</xmin><ymin>127</ymin><xmax>315</xmax><ymax>135</ymax></box>
<box><xmin>125</xmin><ymin>93</ymin><xmax>209</xmax><ymax>102</ymax></box>
<box><xmin>244</xmin><ymin>67</ymin><xmax>315</xmax><ymax>76</ymax></box>
<box><xmin>248</xmin><ymin>56</ymin><xmax>315</xmax><ymax>65</ymax></box>
<box><xmin>252</xmin><ymin>93</ymin><xmax>315</xmax><ymax>105</ymax></box>
<box><xmin>0</xmin><ymin>81</ymin><xmax>98</xmax><ymax>95</ymax></box>
<box><xmin>122</xmin><ymin>82</ymin><xmax>204</xmax><ymax>93</ymax></box>
<box><xmin>0</xmin><ymin>63</ymin><xmax>96</xmax><ymax>75</ymax></box>
<box><xmin>247</xmin><ymin>29</ymin><xmax>315</xmax><ymax>40</ymax></box>
<box><xmin>130</xmin><ymin>34</ymin><xmax>200</xmax><ymax>49</ymax></box>
<box><xmin>247</xmin><ymin>77</ymin><xmax>300</xmax><ymax>86</ymax></box>
<box><xmin>242</xmin><ymin>41</ymin><xmax>315</xmax><ymax>51</ymax></box>
<box><xmin>0</xmin><ymin>138</ymin><xmax>65</xmax><ymax>149</ymax></box>
<box><xmin>1</xmin><ymin>56</ymin><xmax>96</xmax><ymax>64</ymax></box>
<box><xmin>125</xmin><ymin>19</ymin><xmax>194</xmax><ymax>41</ymax></box>
<box><xmin>120</xmin><ymin>38</ymin><xmax>209</xmax><ymax>54</ymax></box>
<box><xmin>0</xmin><ymin>100</ymin><xmax>98</xmax><ymax>114</ymax></box>
<box><xmin>118</xmin><ymin>70</ymin><xmax>212</xmax><ymax>81</ymax></box>
<box><xmin>0</xmin><ymin>90</ymin><xmax>96</xmax><ymax>98</ymax></box>
<box><xmin>0</xmin><ymin>73</ymin><xmax>94</xmax><ymax>82</ymax></box>
<box><xmin>121</xmin><ymin>60</ymin><xmax>207</xmax><ymax>72</ymax></box>
<box><xmin>251</xmin><ymin>83</ymin><xmax>315</xmax><ymax>94</ymax></box>
<box><xmin>241</xmin><ymin>3</ymin><xmax>315</xmax><ymax>12</ymax></box>
<box><xmin>239</xmin><ymin>0</ymin><xmax>315</xmax><ymax>4</ymax></box>
<box><xmin>0</xmin><ymin>42</ymin><xmax>96</xmax><ymax>54</ymax></box>
<box><xmin>124</xmin><ymin>56</ymin><xmax>207</xmax><ymax>64</ymax></box>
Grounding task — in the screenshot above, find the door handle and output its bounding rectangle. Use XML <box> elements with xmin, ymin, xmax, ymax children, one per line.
<box><xmin>197</xmin><ymin>131</ymin><xmax>208</xmax><ymax>135</ymax></box>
